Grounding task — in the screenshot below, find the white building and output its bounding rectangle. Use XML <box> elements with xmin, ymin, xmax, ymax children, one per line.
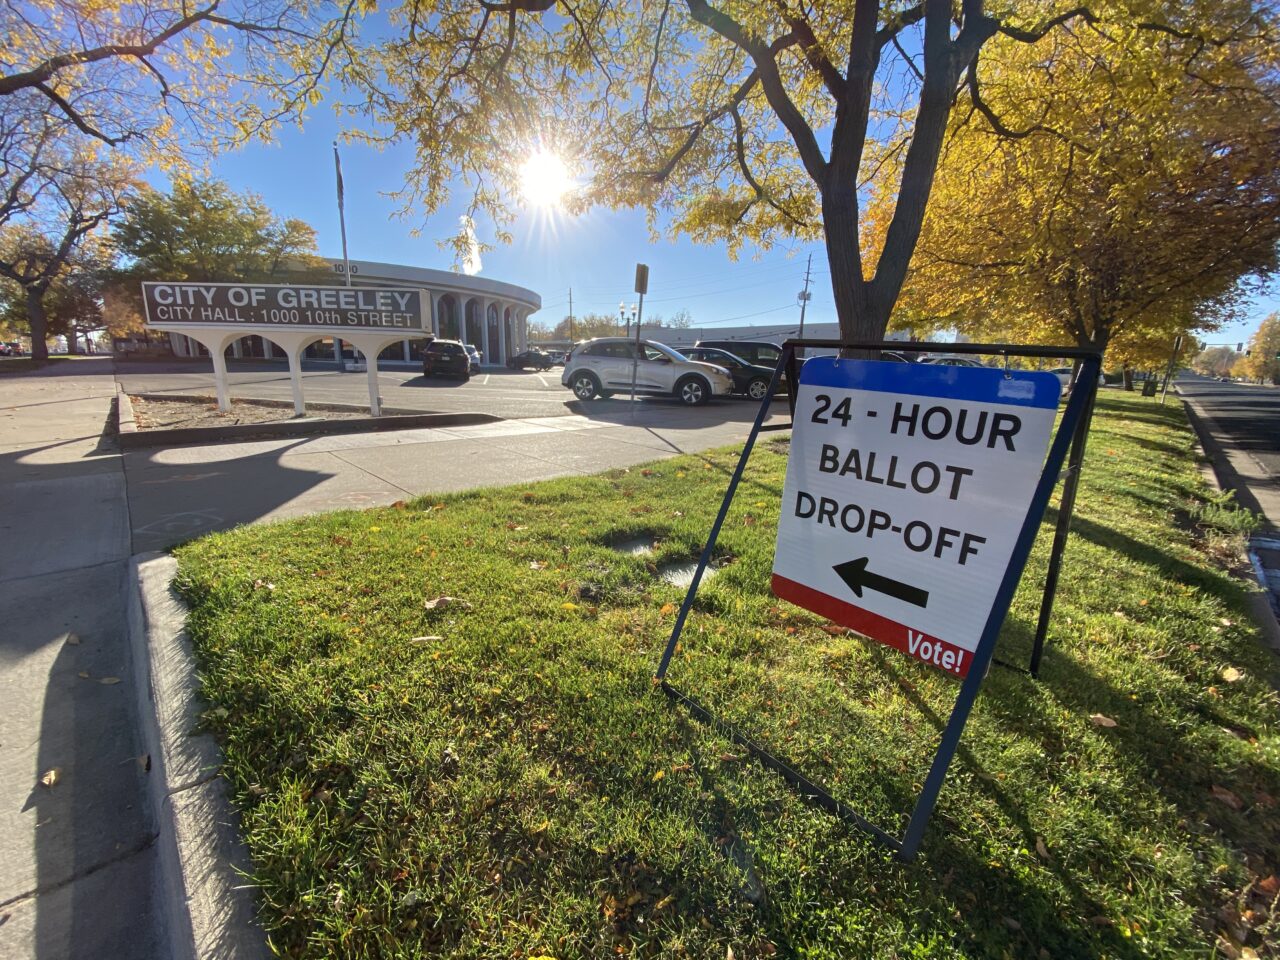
<box><xmin>166</xmin><ymin>258</ymin><xmax>542</xmax><ymax>367</ymax></box>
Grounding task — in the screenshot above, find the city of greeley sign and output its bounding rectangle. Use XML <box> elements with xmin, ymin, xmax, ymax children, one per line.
<box><xmin>142</xmin><ymin>281</ymin><xmax>425</xmax><ymax>330</ymax></box>
<box><xmin>141</xmin><ymin>281</ymin><xmax>430</xmax><ymax>415</ymax></box>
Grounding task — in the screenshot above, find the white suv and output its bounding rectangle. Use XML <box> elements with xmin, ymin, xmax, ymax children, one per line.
<box><xmin>562</xmin><ymin>338</ymin><xmax>733</xmax><ymax>405</ymax></box>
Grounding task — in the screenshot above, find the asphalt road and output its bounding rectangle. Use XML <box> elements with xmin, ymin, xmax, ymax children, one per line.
<box><xmin>114</xmin><ymin>359</ymin><xmax>763</xmax><ymax>421</ymax></box>
<box><xmin>1178</xmin><ymin>374</ymin><xmax>1280</xmax><ymax>487</ymax></box>
<box><xmin>1176</xmin><ymin>373</ymin><xmax>1280</xmax><ymax>528</ymax></box>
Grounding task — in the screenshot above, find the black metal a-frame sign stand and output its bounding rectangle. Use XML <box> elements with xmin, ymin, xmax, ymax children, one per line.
<box><xmin>654</xmin><ymin>339</ymin><xmax>1103</xmax><ymax>861</ymax></box>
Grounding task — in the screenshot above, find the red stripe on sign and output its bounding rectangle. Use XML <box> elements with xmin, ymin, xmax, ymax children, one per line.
<box><xmin>770</xmin><ymin>574</ymin><xmax>972</xmax><ymax>678</ymax></box>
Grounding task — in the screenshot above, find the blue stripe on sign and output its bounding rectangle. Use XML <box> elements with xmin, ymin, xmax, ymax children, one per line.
<box><xmin>798</xmin><ymin>357</ymin><xmax>1061</xmax><ymax>409</ymax></box>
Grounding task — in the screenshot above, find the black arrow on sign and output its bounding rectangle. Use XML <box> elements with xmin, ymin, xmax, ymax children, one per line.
<box><xmin>833</xmin><ymin>558</ymin><xmax>930</xmax><ymax>608</ymax></box>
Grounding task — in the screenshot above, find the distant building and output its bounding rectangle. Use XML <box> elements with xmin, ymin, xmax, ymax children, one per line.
<box><xmin>531</xmin><ymin>322</ymin><xmax>913</xmax><ymax>353</ymax></box>
<box><xmin>164</xmin><ymin>258</ymin><xmax>542</xmax><ymax>366</ymax></box>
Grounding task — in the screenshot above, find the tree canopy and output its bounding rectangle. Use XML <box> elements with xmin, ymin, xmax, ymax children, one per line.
<box><xmin>113</xmin><ymin>177</ymin><xmax>321</xmax><ymax>283</ymax></box>
<box><xmin>342</xmin><ymin>0</ymin><xmax>1185</xmax><ymax>342</ymax></box>
<box><xmin>874</xmin><ymin>0</ymin><xmax>1280</xmax><ymax>356</ymax></box>
<box><xmin>0</xmin><ymin>0</ymin><xmax>358</xmax><ymax>159</ymax></box>
<box><xmin>107</xmin><ymin>176</ymin><xmax>323</xmax><ymax>332</ymax></box>
<box><xmin>1241</xmin><ymin>313</ymin><xmax>1280</xmax><ymax>383</ymax></box>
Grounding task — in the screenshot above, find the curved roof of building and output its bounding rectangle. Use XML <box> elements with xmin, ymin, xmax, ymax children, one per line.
<box><xmin>320</xmin><ymin>258</ymin><xmax>541</xmax><ymax>311</ymax></box>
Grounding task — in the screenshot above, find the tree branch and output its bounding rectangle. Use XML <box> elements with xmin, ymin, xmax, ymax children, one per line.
<box><xmin>996</xmin><ymin>7</ymin><xmax>1099</xmax><ymax>44</ymax></box>
<box><xmin>644</xmin><ymin>69</ymin><xmax>759</xmax><ymax>182</ymax></box>
<box><xmin>32</xmin><ymin>83</ymin><xmax>131</xmax><ymax>145</ymax></box>
<box><xmin>730</xmin><ymin>104</ymin><xmax>810</xmax><ymax>228</ymax></box>
<box><xmin>767</xmin><ymin>0</ymin><xmax>845</xmax><ymax>98</ymax></box>
<box><xmin>684</xmin><ymin>0</ymin><xmax>828</xmax><ymax>183</ymax></box>
<box><xmin>0</xmin><ymin>6</ymin><xmax>218</xmax><ymax>97</ymax></box>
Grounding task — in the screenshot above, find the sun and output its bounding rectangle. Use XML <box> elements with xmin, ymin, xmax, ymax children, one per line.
<box><xmin>519</xmin><ymin>150</ymin><xmax>573</xmax><ymax>210</ymax></box>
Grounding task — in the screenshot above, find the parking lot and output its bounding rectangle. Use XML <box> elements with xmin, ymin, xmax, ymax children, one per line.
<box><xmin>114</xmin><ymin>359</ymin><xmax>769</xmax><ymax>421</ymax></box>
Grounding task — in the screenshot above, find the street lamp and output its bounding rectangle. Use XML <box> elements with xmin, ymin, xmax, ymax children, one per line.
<box><xmin>619</xmin><ymin>301</ymin><xmax>637</xmax><ymax>336</ymax></box>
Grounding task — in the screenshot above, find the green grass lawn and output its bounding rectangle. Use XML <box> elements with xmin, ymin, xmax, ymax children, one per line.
<box><xmin>176</xmin><ymin>392</ymin><xmax>1280</xmax><ymax>959</ymax></box>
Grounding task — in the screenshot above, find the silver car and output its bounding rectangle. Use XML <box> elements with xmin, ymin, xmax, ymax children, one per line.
<box><xmin>561</xmin><ymin>338</ymin><xmax>733</xmax><ymax>405</ymax></box>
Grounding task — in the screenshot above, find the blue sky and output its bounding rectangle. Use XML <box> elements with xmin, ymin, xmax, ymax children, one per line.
<box><xmin>200</xmin><ymin>97</ymin><xmax>1276</xmax><ymax>346</ymax></box>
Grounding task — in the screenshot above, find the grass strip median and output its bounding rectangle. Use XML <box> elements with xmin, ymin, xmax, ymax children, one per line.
<box><xmin>175</xmin><ymin>392</ymin><xmax>1279</xmax><ymax>959</ymax></box>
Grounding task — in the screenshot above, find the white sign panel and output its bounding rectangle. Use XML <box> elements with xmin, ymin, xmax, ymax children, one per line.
<box><xmin>772</xmin><ymin>358</ymin><xmax>1061</xmax><ymax>677</ymax></box>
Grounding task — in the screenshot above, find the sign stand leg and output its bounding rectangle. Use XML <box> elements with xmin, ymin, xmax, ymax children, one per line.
<box><xmin>655</xmin><ymin>350</ymin><xmax>789</xmax><ymax>681</ymax></box>
<box><xmin>899</xmin><ymin>359</ymin><xmax>1097</xmax><ymax>860</ymax></box>
<box><xmin>1028</xmin><ymin>376</ymin><xmax>1099</xmax><ymax>677</ymax></box>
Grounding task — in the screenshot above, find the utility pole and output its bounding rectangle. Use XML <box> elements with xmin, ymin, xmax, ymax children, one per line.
<box><xmin>797</xmin><ymin>253</ymin><xmax>813</xmax><ymax>356</ymax></box>
<box><xmin>568</xmin><ymin>288</ymin><xmax>575</xmax><ymax>343</ymax></box>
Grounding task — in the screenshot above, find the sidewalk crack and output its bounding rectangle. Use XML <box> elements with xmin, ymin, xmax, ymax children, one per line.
<box><xmin>0</xmin><ymin>831</ymin><xmax>159</xmax><ymax>909</ymax></box>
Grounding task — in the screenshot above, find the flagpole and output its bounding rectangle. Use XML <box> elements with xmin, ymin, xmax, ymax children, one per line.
<box><xmin>333</xmin><ymin>141</ymin><xmax>349</xmax><ymax>371</ymax></box>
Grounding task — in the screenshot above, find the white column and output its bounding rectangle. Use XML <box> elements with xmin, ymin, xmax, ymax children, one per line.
<box><xmin>427</xmin><ymin>291</ymin><xmax>438</xmax><ymax>336</ymax></box>
<box><xmin>500</xmin><ymin>304</ymin><xmax>508</xmax><ymax>362</ymax></box>
<box><xmin>287</xmin><ymin>348</ymin><xmax>306</xmax><ymax>416</ymax></box>
<box><xmin>402</xmin><ymin>340</ymin><xmax>411</xmax><ymax>362</ymax></box>
<box><xmin>480</xmin><ymin>298</ymin><xmax>491</xmax><ymax>365</ymax></box>
<box><xmin>208</xmin><ymin>342</ymin><xmax>231</xmax><ymax>412</ymax></box>
<box><xmin>366</xmin><ymin>358</ymin><xmax>381</xmax><ymax>416</ymax></box>
<box><xmin>231</xmin><ymin>337</ymin><xmax>243</xmax><ymax>359</ymax></box>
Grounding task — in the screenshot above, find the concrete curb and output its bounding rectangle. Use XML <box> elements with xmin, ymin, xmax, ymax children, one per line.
<box><xmin>117</xmin><ymin>383</ymin><xmax>138</xmax><ymax>434</ymax></box>
<box><xmin>127</xmin><ymin>551</ymin><xmax>270</xmax><ymax>960</ymax></box>
<box><xmin>118</xmin><ymin>407</ymin><xmax>501</xmax><ymax>449</ymax></box>
<box><xmin>1174</xmin><ymin>389</ymin><xmax>1280</xmax><ymax>654</ymax></box>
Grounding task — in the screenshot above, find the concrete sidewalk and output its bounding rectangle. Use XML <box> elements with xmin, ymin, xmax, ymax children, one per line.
<box><xmin>0</xmin><ymin>359</ymin><xmax>159</xmax><ymax>959</ymax></box>
<box><xmin>125</xmin><ymin>400</ymin><xmax>791</xmax><ymax>551</ymax></box>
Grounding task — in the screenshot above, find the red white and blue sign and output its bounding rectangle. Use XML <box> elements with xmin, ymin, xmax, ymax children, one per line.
<box><xmin>772</xmin><ymin>358</ymin><xmax>1061</xmax><ymax>677</ymax></box>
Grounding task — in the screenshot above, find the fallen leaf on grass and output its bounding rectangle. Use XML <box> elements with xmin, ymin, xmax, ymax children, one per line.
<box><xmin>1257</xmin><ymin>874</ymin><xmax>1279</xmax><ymax>896</ymax></box>
<box><xmin>529</xmin><ymin>561</ymin><xmax>547</xmax><ymax>570</ymax></box>
<box><xmin>39</xmin><ymin>768</ymin><xmax>61</xmax><ymax>788</ymax></box>
<box><xmin>391</xmin><ymin>500</ymin><xmax>407</xmax><ymax>510</ymax></box>
<box><xmin>1211</xmin><ymin>785</ymin><xmax>1244</xmax><ymax>810</ymax></box>
<box><xmin>561</xmin><ymin>602</ymin><xmax>579</xmax><ymax>611</ymax></box>
<box><xmin>659</xmin><ymin>603</ymin><xmax>676</xmax><ymax>616</ymax></box>
<box><xmin>652</xmin><ymin>770</ymin><xmax>665</xmax><ymax>782</ymax></box>
<box><xmin>1089</xmin><ymin>714</ymin><xmax>1118</xmax><ymax>728</ymax></box>
<box><xmin>408</xmin><ymin>636</ymin><xmax>444</xmax><ymax>645</ymax></box>
<box><xmin>1222</xmin><ymin>667</ymin><xmax>1243</xmax><ymax>683</ymax></box>
<box><xmin>423</xmin><ymin>596</ymin><xmax>470</xmax><ymax>611</ymax></box>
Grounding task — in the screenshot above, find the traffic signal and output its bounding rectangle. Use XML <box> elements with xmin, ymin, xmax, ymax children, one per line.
<box><xmin>1237</xmin><ymin>342</ymin><xmax>1243</xmax><ymax>352</ymax></box>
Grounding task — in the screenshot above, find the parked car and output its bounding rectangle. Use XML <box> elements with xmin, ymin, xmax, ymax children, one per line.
<box><xmin>1046</xmin><ymin>366</ymin><xmax>1106</xmax><ymax>389</ymax></box>
<box><xmin>917</xmin><ymin>355</ymin><xmax>989</xmax><ymax>367</ymax></box>
<box><xmin>507</xmin><ymin>349</ymin><xmax>554</xmax><ymax>370</ymax></box>
<box><xmin>0</xmin><ymin>342</ymin><xmax>20</xmax><ymax>356</ymax></box>
<box><xmin>463</xmin><ymin>344</ymin><xmax>482</xmax><ymax>372</ymax></box>
<box><xmin>694</xmin><ymin>338</ymin><xmax>783</xmax><ymax>369</ymax></box>
<box><xmin>0</xmin><ymin>343</ymin><xmax>10</xmax><ymax>356</ymax></box>
<box><xmin>543</xmin><ymin>350</ymin><xmax>566</xmax><ymax>365</ymax></box>
<box><xmin>562</xmin><ymin>338</ymin><xmax>733</xmax><ymax>405</ymax></box>
<box><xmin>422</xmin><ymin>339</ymin><xmax>472</xmax><ymax>380</ymax></box>
<box><xmin>681</xmin><ymin>346</ymin><xmax>778</xmax><ymax>400</ymax></box>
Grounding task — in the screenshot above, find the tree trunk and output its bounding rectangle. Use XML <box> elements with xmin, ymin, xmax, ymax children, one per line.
<box><xmin>1122</xmin><ymin>364</ymin><xmax>1134</xmax><ymax>391</ymax></box>
<box><xmin>25</xmin><ymin>285</ymin><xmax>49</xmax><ymax>362</ymax></box>
<box><xmin>821</xmin><ymin>188</ymin><xmax>884</xmax><ymax>349</ymax></box>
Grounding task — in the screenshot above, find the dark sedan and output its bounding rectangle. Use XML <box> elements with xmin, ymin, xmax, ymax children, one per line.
<box><xmin>681</xmin><ymin>346</ymin><xmax>779</xmax><ymax>400</ymax></box>
<box><xmin>422</xmin><ymin>339</ymin><xmax>471</xmax><ymax>380</ymax></box>
<box><xmin>507</xmin><ymin>349</ymin><xmax>554</xmax><ymax>370</ymax></box>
